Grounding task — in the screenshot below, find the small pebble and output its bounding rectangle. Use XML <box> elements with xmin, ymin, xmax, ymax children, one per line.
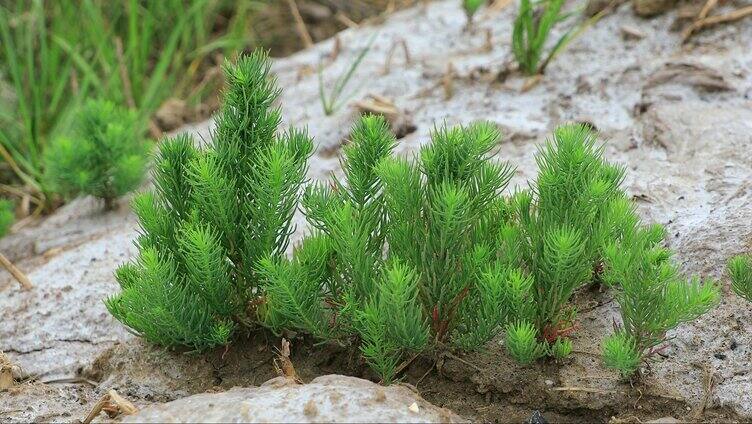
<box><xmin>526</xmin><ymin>410</ymin><xmax>548</xmax><ymax>424</ymax></box>
<box><xmin>621</xmin><ymin>25</ymin><xmax>646</xmax><ymax>40</ymax></box>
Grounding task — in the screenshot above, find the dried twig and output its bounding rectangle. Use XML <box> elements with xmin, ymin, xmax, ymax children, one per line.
<box><xmin>383</xmin><ymin>39</ymin><xmax>411</xmax><ymax>74</ymax></box>
<box><xmin>329</xmin><ymin>36</ymin><xmax>342</xmax><ymax>62</ymax></box>
<box><xmin>442</xmin><ymin>62</ymin><xmax>455</xmax><ymax>100</ymax></box>
<box><xmin>336</xmin><ymin>11</ymin><xmax>360</xmax><ymax>29</ymax></box>
<box><xmin>698</xmin><ymin>0</ymin><xmax>719</xmax><ymax>19</ymax></box>
<box><xmin>682</xmin><ymin>0</ymin><xmax>718</xmax><ymax>40</ymax></box>
<box><xmin>0</xmin><ymin>352</ymin><xmax>16</xmax><ymax>390</ymax></box>
<box><xmin>692</xmin><ymin>364</ymin><xmax>716</xmax><ymax>420</ymax></box>
<box><xmin>550</xmin><ymin>386</ymin><xmax>616</xmax><ymax>394</ymax></box>
<box><xmin>442</xmin><ymin>351</ymin><xmax>483</xmax><ymax>372</ymax></box>
<box><xmin>489</xmin><ymin>0</ymin><xmax>514</xmax><ymax>13</ymax></box>
<box><xmin>381</xmin><ymin>352</ymin><xmax>420</xmax><ymax>384</ymax></box>
<box><xmin>273</xmin><ymin>338</ymin><xmax>303</xmax><ymax>384</ymax></box>
<box><xmin>683</xmin><ymin>4</ymin><xmax>752</xmax><ymax>41</ymax></box>
<box><xmin>41</xmin><ymin>377</ymin><xmax>99</xmax><ymax>387</ymax></box>
<box><xmin>483</xmin><ymin>28</ymin><xmax>493</xmax><ymax>52</ymax></box>
<box><xmin>521</xmin><ymin>74</ymin><xmax>543</xmax><ymax>92</ymax></box>
<box><xmin>415</xmin><ymin>362</ymin><xmax>435</xmax><ymax>388</ymax></box>
<box><xmin>286</xmin><ymin>0</ymin><xmax>313</xmax><ymax>48</ymax></box>
<box><xmin>82</xmin><ymin>389</ymin><xmax>138</xmax><ymax>424</ymax></box>
<box><xmin>0</xmin><ymin>252</ymin><xmax>32</xmax><ymax>290</ymax></box>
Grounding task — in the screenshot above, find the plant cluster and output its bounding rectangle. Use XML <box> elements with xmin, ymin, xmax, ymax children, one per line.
<box><xmin>499</xmin><ymin>125</ymin><xmax>633</xmax><ymax>361</ymax></box>
<box><xmin>260</xmin><ymin>121</ymin><xmax>719</xmax><ymax>380</ymax></box>
<box><xmin>728</xmin><ymin>255</ymin><xmax>752</xmax><ymax>302</ymax></box>
<box><xmin>105</xmin><ymin>52</ymin><xmax>720</xmax><ymax>383</ymax></box>
<box><xmin>0</xmin><ymin>0</ymin><xmax>258</xmax><ymax>209</ymax></box>
<box><xmin>106</xmin><ymin>51</ymin><xmax>313</xmax><ymax>351</ymax></box>
<box><xmin>44</xmin><ymin>100</ymin><xmax>150</xmax><ymax>209</ymax></box>
<box><xmin>261</xmin><ymin>115</ymin><xmax>517</xmax><ymax>383</ymax></box>
<box><xmin>512</xmin><ymin>0</ymin><xmax>588</xmax><ymax>75</ymax></box>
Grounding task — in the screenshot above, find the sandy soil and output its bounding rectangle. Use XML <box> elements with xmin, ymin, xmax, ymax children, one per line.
<box><xmin>1</xmin><ymin>0</ymin><xmax>751</xmax><ymax>422</ymax></box>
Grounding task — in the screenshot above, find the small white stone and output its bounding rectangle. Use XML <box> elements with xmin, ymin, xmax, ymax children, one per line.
<box><xmin>408</xmin><ymin>402</ymin><xmax>420</xmax><ymax>413</ymax></box>
<box><xmin>544</xmin><ymin>380</ymin><xmax>554</xmax><ymax>387</ymax></box>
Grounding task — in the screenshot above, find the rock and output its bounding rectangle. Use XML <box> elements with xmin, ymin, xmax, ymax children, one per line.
<box><xmin>526</xmin><ymin>410</ymin><xmax>549</xmax><ymax>424</ymax></box>
<box><xmin>154</xmin><ymin>98</ymin><xmax>189</xmax><ymax>132</ymax></box>
<box><xmin>633</xmin><ymin>0</ymin><xmax>676</xmax><ymax>16</ymax></box>
<box><xmin>123</xmin><ymin>375</ymin><xmax>466</xmax><ymax>423</ymax></box>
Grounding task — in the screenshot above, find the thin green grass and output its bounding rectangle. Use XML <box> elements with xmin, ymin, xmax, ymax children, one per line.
<box><xmin>0</xmin><ymin>0</ymin><xmax>264</xmax><ymax>210</ymax></box>
<box><xmin>318</xmin><ymin>33</ymin><xmax>377</xmax><ymax>116</ymax></box>
<box><xmin>512</xmin><ymin>0</ymin><xmax>602</xmax><ymax>76</ymax></box>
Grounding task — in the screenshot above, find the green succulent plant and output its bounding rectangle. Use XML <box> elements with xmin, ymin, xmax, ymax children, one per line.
<box><xmin>260</xmin><ymin>115</ymin><xmax>519</xmax><ymax>381</ymax></box>
<box><xmin>44</xmin><ymin>99</ymin><xmax>150</xmax><ymax>209</ymax></box>
<box><xmin>106</xmin><ymin>51</ymin><xmax>313</xmax><ymax>351</ymax></box>
<box><xmin>512</xmin><ymin>0</ymin><xmax>587</xmax><ymax>75</ymax></box>
<box><xmin>602</xmin><ymin>223</ymin><xmax>719</xmax><ymax>377</ymax></box>
<box><xmin>505</xmin><ymin>321</ymin><xmax>546</xmax><ymax>364</ymax></box>
<box><xmin>102</xmin><ymin>54</ymin><xmax>722</xmax><ymax>384</ymax></box>
<box><xmin>728</xmin><ymin>255</ymin><xmax>752</xmax><ymax>302</ymax></box>
<box><xmin>602</xmin><ymin>332</ymin><xmax>640</xmax><ymax>377</ymax></box>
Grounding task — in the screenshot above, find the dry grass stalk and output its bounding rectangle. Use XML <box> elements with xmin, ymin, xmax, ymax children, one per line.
<box><xmin>491</xmin><ymin>0</ymin><xmax>514</xmax><ymax>10</ymax></box>
<box><xmin>383</xmin><ymin>38</ymin><xmax>411</xmax><ymax>74</ymax></box>
<box><xmin>0</xmin><ymin>252</ymin><xmax>32</xmax><ymax>290</ymax></box>
<box><xmin>443</xmin><ymin>62</ymin><xmax>455</xmax><ymax>100</ymax></box>
<box><xmin>273</xmin><ymin>339</ymin><xmax>303</xmax><ymax>384</ymax></box>
<box><xmin>0</xmin><ymin>352</ymin><xmax>15</xmax><ymax>390</ymax></box>
<box><xmin>521</xmin><ymin>74</ymin><xmax>543</xmax><ymax>92</ymax></box>
<box><xmin>286</xmin><ymin>0</ymin><xmax>314</xmax><ymax>48</ymax></box>
<box><xmin>82</xmin><ymin>389</ymin><xmax>138</xmax><ymax>424</ymax></box>
<box><xmin>683</xmin><ymin>3</ymin><xmax>752</xmax><ymax>41</ymax></box>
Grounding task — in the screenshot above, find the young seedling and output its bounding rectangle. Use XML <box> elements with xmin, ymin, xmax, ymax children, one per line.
<box><xmin>549</xmin><ymin>337</ymin><xmax>573</xmax><ymax>360</ymax></box>
<box><xmin>106</xmin><ymin>51</ymin><xmax>313</xmax><ymax>351</ymax></box>
<box><xmin>319</xmin><ymin>34</ymin><xmax>376</xmax><ymax>116</ymax></box>
<box><xmin>44</xmin><ymin>100</ymin><xmax>150</xmax><ymax>210</ymax></box>
<box><xmin>0</xmin><ymin>199</ymin><xmax>14</xmax><ymax>237</ymax></box>
<box><xmin>728</xmin><ymin>255</ymin><xmax>752</xmax><ymax>302</ymax></box>
<box><xmin>506</xmin><ymin>321</ymin><xmax>546</xmax><ymax>364</ymax></box>
<box><xmin>602</xmin><ymin>223</ymin><xmax>720</xmax><ymax>377</ymax></box>
<box><xmin>512</xmin><ymin>0</ymin><xmax>586</xmax><ymax>75</ymax></box>
<box><xmin>463</xmin><ymin>0</ymin><xmax>487</xmax><ymax>25</ymax></box>
<box><xmin>260</xmin><ymin>115</ymin><xmax>520</xmax><ymax>382</ymax></box>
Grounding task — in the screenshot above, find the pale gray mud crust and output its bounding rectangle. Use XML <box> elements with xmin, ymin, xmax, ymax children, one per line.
<box><xmin>2</xmin><ymin>0</ymin><xmax>752</xmax><ymax>422</ymax></box>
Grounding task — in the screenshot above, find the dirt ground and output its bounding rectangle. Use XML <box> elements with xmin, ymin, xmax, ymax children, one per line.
<box><xmin>2</xmin><ymin>0</ymin><xmax>752</xmax><ymax>422</ymax></box>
